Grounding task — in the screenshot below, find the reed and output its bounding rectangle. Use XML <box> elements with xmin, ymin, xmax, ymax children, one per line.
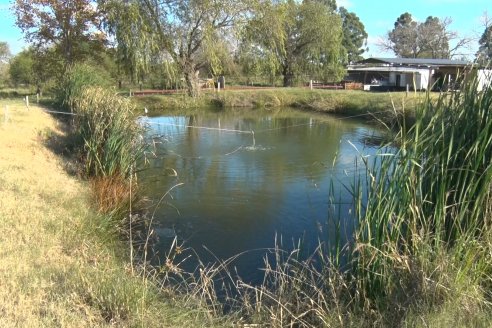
<box><xmin>72</xmin><ymin>86</ymin><xmax>144</xmax><ymax>179</ymax></box>
<box><xmin>55</xmin><ymin>64</ymin><xmax>110</xmax><ymax>112</ymax></box>
<box><xmin>348</xmin><ymin>74</ymin><xmax>492</xmax><ymax>317</ymax></box>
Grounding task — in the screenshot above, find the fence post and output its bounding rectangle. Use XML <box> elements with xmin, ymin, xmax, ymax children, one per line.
<box><xmin>3</xmin><ymin>105</ymin><xmax>8</xmax><ymax>124</ymax></box>
<box><xmin>218</xmin><ymin>82</ymin><xmax>221</xmax><ymax>92</ymax></box>
<box><xmin>310</xmin><ymin>80</ymin><xmax>313</xmax><ymax>90</ymax></box>
<box><xmin>36</xmin><ymin>93</ymin><xmax>40</xmax><ymax>103</ymax></box>
<box><xmin>25</xmin><ymin>96</ymin><xmax>29</xmax><ymax>110</ymax></box>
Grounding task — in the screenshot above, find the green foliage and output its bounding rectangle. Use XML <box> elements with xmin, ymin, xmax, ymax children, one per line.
<box><xmin>477</xmin><ymin>25</ymin><xmax>492</xmax><ymax>65</ymax></box>
<box><xmin>339</xmin><ymin>7</ymin><xmax>367</xmax><ymax>63</ymax></box>
<box><xmin>387</xmin><ymin>12</ymin><xmax>419</xmax><ymax>58</ymax></box>
<box><xmin>14</xmin><ymin>0</ymin><xmax>105</xmax><ymax>66</ymax></box>
<box><xmin>72</xmin><ymin>86</ymin><xmax>143</xmax><ymax>178</ymax></box>
<box><xmin>351</xmin><ymin>76</ymin><xmax>492</xmax><ymax>313</ymax></box>
<box><xmin>384</xmin><ymin>12</ymin><xmax>462</xmax><ymax>59</ymax></box>
<box><xmin>241</xmin><ymin>0</ymin><xmax>345</xmax><ymax>87</ymax></box>
<box><xmin>417</xmin><ymin>16</ymin><xmax>450</xmax><ymax>58</ymax></box>
<box><xmin>0</xmin><ymin>42</ymin><xmax>10</xmax><ymax>87</ymax></box>
<box><xmin>56</xmin><ymin>63</ymin><xmax>111</xmax><ymax>112</ymax></box>
<box><xmin>0</xmin><ymin>41</ymin><xmax>10</xmax><ymax>61</ymax></box>
<box><xmin>9</xmin><ymin>49</ymin><xmax>34</xmax><ymax>87</ymax></box>
<box><xmin>102</xmin><ymin>0</ymin><xmax>252</xmax><ymax>97</ymax></box>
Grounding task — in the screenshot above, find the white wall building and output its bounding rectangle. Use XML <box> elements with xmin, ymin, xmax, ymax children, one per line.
<box><xmin>347</xmin><ymin>58</ymin><xmax>491</xmax><ymax>92</ymax></box>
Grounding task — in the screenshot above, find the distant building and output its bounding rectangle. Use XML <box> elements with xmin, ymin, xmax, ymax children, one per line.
<box><xmin>346</xmin><ymin>57</ymin><xmax>491</xmax><ymax>92</ymax></box>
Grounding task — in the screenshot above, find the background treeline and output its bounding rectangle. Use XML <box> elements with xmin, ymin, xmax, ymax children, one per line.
<box><xmin>0</xmin><ymin>0</ymin><xmax>491</xmax><ymax>96</ymax></box>
<box><xmin>1</xmin><ymin>0</ymin><xmax>366</xmax><ymax>95</ymax></box>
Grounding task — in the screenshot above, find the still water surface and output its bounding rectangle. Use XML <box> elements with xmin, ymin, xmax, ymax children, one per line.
<box><xmin>139</xmin><ymin>108</ymin><xmax>384</xmax><ymax>282</ymax></box>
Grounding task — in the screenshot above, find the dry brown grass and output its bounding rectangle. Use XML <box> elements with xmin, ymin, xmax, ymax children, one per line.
<box><xmin>0</xmin><ymin>100</ymin><xmax>106</xmax><ymax>326</ymax></box>
<box><xmin>0</xmin><ymin>100</ymin><xmax>222</xmax><ymax>327</ymax></box>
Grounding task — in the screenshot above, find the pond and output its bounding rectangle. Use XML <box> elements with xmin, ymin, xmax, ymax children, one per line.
<box><xmin>138</xmin><ymin>108</ymin><xmax>385</xmax><ymax>283</ymax></box>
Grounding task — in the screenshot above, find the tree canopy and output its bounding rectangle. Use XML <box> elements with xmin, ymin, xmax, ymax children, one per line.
<box><xmin>241</xmin><ymin>0</ymin><xmax>344</xmax><ymax>87</ymax></box>
<box><xmin>339</xmin><ymin>7</ymin><xmax>367</xmax><ymax>64</ymax></box>
<box><xmin>0</xmin><ymin>42</ymin><xmax>10</xmax><ymax>61</ymax></box>
<box><xmin>14</xmin><ymin>0</ymin><xmax>105</xmax><ymax>67</ymax></box>
<box><xmin>381</xmin><ymin>12</ymin><xmax>468</xmax><ymax>59</ymax></box>
<box><xmin>9</xmin><ymin>49</ymin><xmax>34</xmax><ymax>87</ymax></box>
<box><xmin>477</xmin><ymin>25</ymin><xmax>492</xmax><ymax>65</ymax></box>
<box><xmin>101</xmin><ymin>0</ymin><xmax>253</xmax><ymax>97</ymax></box>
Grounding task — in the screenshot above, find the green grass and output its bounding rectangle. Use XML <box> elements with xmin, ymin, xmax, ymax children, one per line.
<box><xmin>131</xmin><ymin>88</ymin><xmax>423</xmax><ymax>125</ymax></box>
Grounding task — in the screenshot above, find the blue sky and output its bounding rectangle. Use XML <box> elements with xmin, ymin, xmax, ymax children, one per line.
<box><xmin>340</xmin><ymin>0</ymin><xmax>492</xmax><ymax>59</ymax></box>
<box><xmin>1</xmin><ymin>0</ymin><xmax>492</xmax><ymax>59</ymax></box>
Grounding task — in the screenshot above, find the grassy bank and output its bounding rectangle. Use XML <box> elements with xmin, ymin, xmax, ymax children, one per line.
<box><xmin>132</xmin><ymin>88</ymin><xmax>423</xmax><ymax>125</ymax></box>
<box><xmin>3</xmin><ymin>74</ymin><xmax>492</xmax><ymax>327</ymax></box>
<box><xmin>0</xmin><ymin>100</ymin><xmax>229</xmax><ymax>327</ymax></box>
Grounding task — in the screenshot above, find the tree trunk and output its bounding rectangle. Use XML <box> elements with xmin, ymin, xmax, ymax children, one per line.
<box><xmin>183</xmin><ymin>63</ymin><xmax>200</xmax><ymax>98</ymax></box>
<box><xmin>282</xmin><ymin>64</ymin><xmax>294</xmax><ymax>87</ymax></box>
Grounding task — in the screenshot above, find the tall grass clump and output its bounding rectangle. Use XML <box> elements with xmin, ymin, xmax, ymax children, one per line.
<box><xmin>72</xmin><ymin>86</ymin><xmax>143</xmax><ymax>178</ymax></box>
<box><xmin>56</xmin><ymin>63</ymin><xmax>111</xmax><ymax>112</ymax></box>
<box><xmin>350</xmin><ymin>74</ymin><xmax>492</xmax><ymax>319</ymax></box>
<box><xmin>54</xmin><ymin>63</ymin><xmax>146</xmax><ymax>227</ymax></box>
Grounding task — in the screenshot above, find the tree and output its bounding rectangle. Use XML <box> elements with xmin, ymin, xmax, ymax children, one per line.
<box><xmin>9</xmin><ymin>49</ymin><xmax>34</xmax><ymax>87</ymax></box>
<box><xmin>14</xmin><ymin>0</ymin><xmax>105</xmax><ymax>67</ymax></box>
<box><xmin>381</xmin><ymin>13</ymin><xmax>470</xmax><ymax>59</ymax></box>
<box><xmin>476</xmin><ymin>13</ymin><xmax>492</xmax><ymax>65</ymax></box>
<box><xmin>0</xmin><ymin>42</ymin><xmax>11</xmax><ymax>86</ymax></box>
<box><xmin>339</xmin><ymin>7</ymin><xmax>367</xmax><ymax>63</ymax></box>
<box><xmin>386</xmin><ymin>12</ymin><xmax>419</xmax><ymax>58</ymax></box>
<box><xmin>416</xmin><ymin>16</ymin><xmax>450</xmax><ymax>59</ymax></box>
<box><xmin>242</xmin><ymin>0</ymin><xmax>344</xmax><ymax>87</ymax></box>
<box><xmin>477</xmin><ymin>26</ymin><xmax>492</xmax><ymax>65</ymax></box>
<box><xmin>0</xmin><ymin>42</ymin><xmax>10</xmax><ymax>61</ymax></box>
<box><xmin>101</xmin><ymin>0</ymin><xmax>252</xmax><ymax>97</ymax></box>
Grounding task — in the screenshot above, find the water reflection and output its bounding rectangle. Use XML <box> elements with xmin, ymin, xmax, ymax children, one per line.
<box><xmin>139</xmin><ymin>108</ymin><xmax>384</xmax><ymax>282</ymax></box>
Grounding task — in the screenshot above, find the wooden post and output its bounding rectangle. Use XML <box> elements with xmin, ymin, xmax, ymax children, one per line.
<box><xmin>309</xmin><ymin>80</ymin><xmax>313</xmax><ymax>90</ymax></box>
<box><xmin>25</xmin><ymin>96</ymin><xmax>29</xmax><ymax>110</ymax></box>
<box><xmin>3</xmin><ymin>105</ymin><xmax>8</xmax><ymax>124</ymax></box>
<box><xmin>406</xmin><ymin>84</ymin><xmax>409</xmax><ymax>96</ymax></box>
<box><xmin>36</xmin><ymin>93</ymin><xmax>40</xmax><ymax>103</ymax></box>
<box><xmin>218</xmin><ymin>82</ymin><xmax>221</xmax><ymax>92</ymax></box>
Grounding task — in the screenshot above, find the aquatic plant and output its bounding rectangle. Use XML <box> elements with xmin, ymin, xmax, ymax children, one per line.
<box><xmin>349</xmin><ymin>73</ymin><xmax>492</xmax><ymax>317</ymax></box>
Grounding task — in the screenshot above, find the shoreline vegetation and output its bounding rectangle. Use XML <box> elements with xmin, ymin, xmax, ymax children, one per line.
<box><xmin>132</xmin><ymin>88</ymin><xmax>422</xmax><ymax>126</ymax></box>
<box><xmin>0</xmin><ymin>100</ymin><xmax>225</xmax><ymax>327</ymax></box>
<box><xmin>2</xmin><ymin>69</ymin><xmax>492</xmax><ymax>327</ymax></box>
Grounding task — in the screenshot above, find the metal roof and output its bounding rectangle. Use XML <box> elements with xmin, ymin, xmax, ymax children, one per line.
<box><xmin>359</xmin><ymin>57</ymin><xmax>470</xmax><ymax>67</ymax></box>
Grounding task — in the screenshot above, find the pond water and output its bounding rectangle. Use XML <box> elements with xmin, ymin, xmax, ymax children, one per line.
<box><xmin>139</xmin><ymin>108</ymin><xmax>385</xmax><ymax>283</ymax></box>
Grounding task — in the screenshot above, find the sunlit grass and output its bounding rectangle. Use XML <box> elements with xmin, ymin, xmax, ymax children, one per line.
<box><xmin>132</xmin><ymin>88</ymin><xmax>425</xmax><ymax>126</ymax></box>
<box><xmin>0</xmin><ymin>100</ymin><xmax>229</xmax><ymax>327</ymax></box>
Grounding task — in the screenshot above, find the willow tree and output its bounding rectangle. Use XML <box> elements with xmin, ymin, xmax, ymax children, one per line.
<box><xmin>101</xmin><ymin>0</ymin><xmax>252</xmax><ymax>97</ymax></box>
<box><xmin>241</xmin><ymin>0</ymin><xmax>344</xmax><ymax>87</ymax></box>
